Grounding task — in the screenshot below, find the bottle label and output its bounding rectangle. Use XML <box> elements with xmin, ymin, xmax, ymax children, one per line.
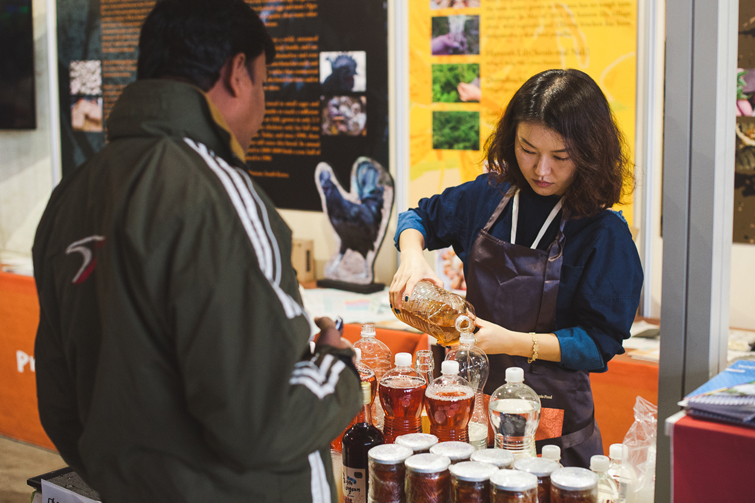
<box><xmin>343</xmin><ymin>466</ymin><xmax>367</xmax><ymax>503</ymax></box>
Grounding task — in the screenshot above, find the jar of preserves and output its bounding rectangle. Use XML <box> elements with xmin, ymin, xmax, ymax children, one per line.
<box><xmin>404</xmin><ymin>453</ymin><xmax>452</xmax><ymax>503</ymax></box>
<box><xmin>429</xmin><ymin>441</ymin><xmax>476</xmax><ymax>464</ymax></box>
<box><xmin>550</xmin><ymin>467</ymin><xmax>598</xmax><ymax>503</ymax></box>
<box><xmin>449</xmin><ymin>461</ymin><xmax>499</xmax><ymax>503</ymax></box>
<box><xmin>513</xmin><ymin>457</ymin><xmax>560</xmax><ymax>503</ymax></box>
<box><xmin>490</xmin><ymin>469</ymin><xmax>538</xmax><ymax>503</ymax></box>
<box><xmin>470</xmin><ymin>448</ymin><xmax>515</xmax><ymax>469</ymax></box>
<box><xmin>396</xmin><ymin>433</ymin><xmax>439</xmax><ymax>454</ymax></box>
<box><xmin>367</xmin><ymin>444</ymin><xmax>413</xmax><ymax>503</ymax></box>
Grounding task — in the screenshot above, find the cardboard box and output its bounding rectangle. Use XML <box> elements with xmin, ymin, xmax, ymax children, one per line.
<box><xmin>291</xmin><ymin>239</ymin><xmax>315</xmax><ymax>283</ymax></box>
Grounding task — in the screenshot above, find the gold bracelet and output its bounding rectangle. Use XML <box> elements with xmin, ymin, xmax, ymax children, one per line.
<box><xmin>527</xmin><ymin>332</ymin><xmax>539</xmax><ymax>364</ymax></box>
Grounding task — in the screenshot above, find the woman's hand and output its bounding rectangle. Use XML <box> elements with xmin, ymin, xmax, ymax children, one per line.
<box><xmin>473</xmin><ymin>318</ymin><xmax>515</xmax><ymax>355</ymax></box>
<box><xmin>389</xmin><ymin>230</ymin><xmax>442</xmax><ymax>310</ymax></box>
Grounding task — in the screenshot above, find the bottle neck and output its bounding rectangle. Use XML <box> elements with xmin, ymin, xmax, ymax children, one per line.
<box><xmin>361</xmin><ymin>402</ymin><xmax>373</xmax><ymax>424</ymax></box>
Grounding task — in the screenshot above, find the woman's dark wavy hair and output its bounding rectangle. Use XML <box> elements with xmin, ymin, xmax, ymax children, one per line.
<box><xmin>137</xmin><ymin>0</ymin><xmax>276</xmax><ymax>91</ymax></box>
<box><xmin>484</xmin><ymin>69</ymin><xmax>632</xmax><ymax>218</ymax></box>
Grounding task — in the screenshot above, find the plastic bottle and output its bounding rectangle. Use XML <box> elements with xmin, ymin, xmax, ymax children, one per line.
<box><xmin>487</xmin><ymin>367</ymin><xmax>541</xmax><ymax>459</ymax></box>
<box><xmin>591</xmin><ymin>454</ymin><xmax>619</xmax><ymax>503</ymax></box>
<box><xmin>394</xmin><ymin>280</ymin><xmax>476</xmax><ymax>346</ymax></box>
<box><xmin>415</xmin><ymin>349</ymin><xmax>435</xmax><ymax>433</ymax></box>
<box><xmin>445</xmin><ymin>329</ymin><xmax>489</xmax><ymax>449</ymax></box>
<box><xmin>541</xmin><ymin>445</ymin><xmax>563</xmax><ymax>467</ymax></box>
<box><xmin>425</xmin><ymin>360</ymin><xmax>475</xmax><ymax>442</ymax></box>
<box><xmin>354</xmin><ymin>323</ymin><xmax>391</xmax><ymax>431</ymax></box>
<box><xmin>343</xmin><ymin>381</ymin><xmax>385</xmax><ymax>502</ymax></box>
<box><xmin>379</xmin><ymin>352</ymin><xmax>427</xmax><ymax>443</ymax></box>
<box><xmin>331</xmin><ymin>348</ymin><xmax>376</xmax><ymax>452</ymax></box>
<box><xmin>606</xmin><ymin>444</ymin><xmax>638</xmax><ymax>503</ymax></box>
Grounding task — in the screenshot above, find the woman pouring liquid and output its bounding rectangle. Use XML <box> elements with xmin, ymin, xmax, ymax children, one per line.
<box><xmin>389</xmin><ymin>69</ymin><xmax>643</xmax><ymax>468</ymax></box>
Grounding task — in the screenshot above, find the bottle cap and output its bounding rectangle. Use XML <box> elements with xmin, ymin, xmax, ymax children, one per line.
<box><xmin>505</xmin><ymin>367</ymin><xmax>524</xmax><ymax>383</ymax></box>
<box><xmin>405</xmin><ymin>453</ymin><xmax>451</xmax><ymax>473</ymax></box>
<box><xmin>354</xmin><ymin>348</ymin><xmax>362</xmax><ymax>362</ymax></box>
<box><xmin>361</xmin><ymin>381</ymin><xmax>372</xmax><ymax>405</ymax></box>
<box><xmin>609</xmin><ymin>443</ymin><xmax>625</xmax><ymax>461</ymax></box>
<box><xmin>542</xmin><ymin>444</ymin><xmax>561</xmax><ymax>461</ymax></box>
<box><xmin>429</xmin><ymin>441</ymin><xmax>475</xmax><ymax>462</ymax></box>
<box><xmin>395</xmin><ymin>352</ymin><xmax>412</xmax><ymax>367</ymax></box>
<box><xmin>361</xmin><ymin>323</ymin><xmax>376</xmax><ymax>337</ymax></box>
<box><xmin>395</xmin><ymin>433</ymin><xmax>439</xmax><ymax>453</ymax></box>
<box><xmin>449</xmin><ymin>461</ymin><xmax>499</xmax><ymax>482</ymax></box>
<box><xmin>551</xmin><ymin>467</ymin><xmax>598</xmax><ymax>491</ymax></box>
<box><xmin>590</xmin><ymin>454</ymin><xmax>610</xmax><ymax>472</ymax></box>
<box><xmin>441</xmin><ymin>360</ymin><xmax>460</xmax><ymax>375</ymax></box>
<box><xmin>490</xmin><ymin>469</ymin><xmax>538</xmax><ymax>491</ymax></box>
<box><xmin>470</xmin><ymin>448</ymin><xmax>515</xmax><ymax>469</ymax></box>
<box><xmin>514</xmin><ymin>457</ymin><xmax>560</xmax><ymax>477</ymax></box>
<box><xmin>368</xmin><ymin>444</ymin><xmax>413</xmax><ymax>464</ymax></box>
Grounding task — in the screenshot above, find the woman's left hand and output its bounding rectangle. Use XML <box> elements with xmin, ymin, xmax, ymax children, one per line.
<box><xmin>473</xmin><ymin>317</ymin><xmax>513</xmax><ymax>355</ymax></box>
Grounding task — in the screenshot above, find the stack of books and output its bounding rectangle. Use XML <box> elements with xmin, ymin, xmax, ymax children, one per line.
<box><xmin>681</xmin><ymin>360</ymin><xmax>755</xmax><ymax>429</ymax></box>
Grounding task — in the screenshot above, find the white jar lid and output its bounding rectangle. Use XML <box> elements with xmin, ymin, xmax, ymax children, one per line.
<box><xmin>470</xmin><ymin>448</ymin><xmax>515</xmax><ymax>468</ymax></box>
<box><xmin>513</xmin><ymin>457</ymin><xmax>560</xmax><ymax>477</ymax></box>
<box><xmin>405</xmin><ymin>453</ymin><xmax>451</xmax><ymax>473</ymax></box>
<box><xmin>396</xmin><ymin>433</ymin><xmax>439</xmax><ymax>452</ymax></box>
<box><xmin>367</xmin><ymin>444</ymin><xmax>413</xmax><ymax>464</ymax></box>
<box><xmin>449</xmin><ymin>461</ymin><xmax>499</xmax><ymax>482</ymax></box>
<box><xmin>429</xmin><ymin>441</ymin><xmax>476</xmax><ymax>461</ymax></box>
<box><xmin>551</xmin><ymin>467</ymin><xmax>598</xmax><ymax>491</ymax></box>
<box><xmin>490</xmin><ymin>469</ymin><xmax>538</xmax><ymax>491</ymax></box>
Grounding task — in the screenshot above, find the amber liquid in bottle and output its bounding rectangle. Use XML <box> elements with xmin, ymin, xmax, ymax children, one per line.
<box><xmin>425</xmin><ymin>387</ymin><xmax>475</xmax><ymax>442</ymax></box>
<box><xmin>332</xmin><ymin>365</ymin><xmax>378</xmax><ymax>452</ymax></box>
<box><xmin>380</xmin><ymin>376</ymin><xmax>427</xmax><ymax>444</ymax></box>
<box><xmin>343</xmin><ymin>382</ymin><xmax>384</xmax><ymax>502</ymax></box>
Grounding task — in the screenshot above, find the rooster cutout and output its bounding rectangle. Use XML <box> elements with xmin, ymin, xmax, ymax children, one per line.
<box><xmin>315</xmin><ymin>157</ymin><xmax>394</xmax><ymax>286</ymax></box>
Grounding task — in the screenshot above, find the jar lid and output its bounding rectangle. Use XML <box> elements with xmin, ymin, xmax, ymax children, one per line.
<box><xmin>396</xmin><ymin>433</ymin><xmax>439</xmax><ymax>452</ymax></box>
<box><xmin>429</xmin><ymin>441</ymin><xmax>476</xmax><ymax>461</ymax></box>
<box><xmin>490</xmin><ymin>469</ymin><xmax>538</xmax><ymax>491</ymax></box>
<box><xmin>449</xmin><ymin>461</ymin><xmax>499</xmax><ymax>482</ymax></box>
<box><xmin>470</xmin><ymin>449</ymin><xmax>515</xmax><ymax>468</ymax></box>
<box><xmin>513</xmin><ymin>457</ymin><xmax>560</xmax><ymax>477</ymax></box>
<box><xmin>368</xmin><ymin>444</ymin><xmax>413</xmax><ymax>464</ymax></box>
<box><xmin>405</xmin><ymin>453</ymin><xmax>452</xmax><ymax>473</ymax></box>
<box><xmin>551</xmin><ymin>467</ymin><xmax>598</xmax><ymax>490</ymax></box>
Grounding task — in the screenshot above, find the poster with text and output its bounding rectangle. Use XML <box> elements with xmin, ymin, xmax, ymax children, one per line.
<box><xmin>409</xmin><ymin>0</ymin><xmax>637</xmax><ymax>226</ymax></box>
<box><xmin>55</xmin><ymin>0</ymin><xmax>389</xmax><ymax>211</ymax></box>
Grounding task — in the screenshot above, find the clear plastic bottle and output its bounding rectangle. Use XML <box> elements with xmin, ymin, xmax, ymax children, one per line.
<box><xmin>488</xmin><ymin>367</ymin><xmax>541</xmax><ymax>459</ymax></box>
<box><xmin>425</xmin><ymin>360</ymin><xmax>475</xmax><ymax>442</ymax></box>
<box><xmin>379</xmin><ymin>352</ymin><xmax>427</xmax><ymax>443</ymax></box>
<box><xmin>354</xmin><ymin>323</ymin><xmax>391</xmax><ymax>431</ymax></box>
<box><xmin>591</xmin><ymin>455</ymin><xmax>619</xmax><ymax>503</ymax></box>
<box><xmin>415</xmin><ymin>349</ymin><xmax>435</xmax><ymax>434</ymax></box>
<box><xmin>445</xmin><ymin>329</ymin><xmax>489</xmax><ymax>449</ymax></box>
<box><xmin>541</xmin><ymin>445</ymin><xmax>563</xmax><ymax>467</ymax></box>
<box><xmin>606</xmin><ymin>444</ymin><xmax>637</xmax><ymax>503</ymax></box>
<box><xmin>332</xmin><ymin>348</ymin><xmax>377</xmax><ymax>452</ymax></box>
<box><xmin>394</xmin><ymin>280</ymin><xmax>476</xmax><ymax>346</ymax></box>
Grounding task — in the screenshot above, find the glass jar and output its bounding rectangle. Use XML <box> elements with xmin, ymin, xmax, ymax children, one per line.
<box><xmin>396</xmin><ymin>433</ymin><xmax>439</xmax><ymax>454</ymax></box>
<box><xmin>513</xmin><ymin>457</ymin><xmax>560</xmax><ymax>503</ymax></box>
<box><xmin>405</xmin><ymin>453</ymin><xmax>452</xmax><ymax>503</ymax></box>
<box><xmin>449</xmin><ymin>461</ymin><xmax>499</xmax><ymax>503</ymax></box>
<box><xmin>430</xmin><ymin>441</ymin><xmax>476</xmax><ymax>464</ymax></box>
<box><xmin>490</xmin><ymin>469</ymin><xmax>538</xmax><ymax>503</ymax></box>
<box><xmin>367</xmin><ymin>444</ymin><xmax>413</xmax><ymax>503</ymax></box>
<box><xmin>470</xmin><ymin>448</ymin><xmax>515</xmax><ymax>469</ymax></box>
<box><xmin>550</xmin><ymin>467</ymin><xmax>599</xmax><ymax>503</ymax></box>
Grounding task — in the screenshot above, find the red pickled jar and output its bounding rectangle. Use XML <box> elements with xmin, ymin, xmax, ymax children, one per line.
<box><xmin>404</xmin><ymin>453</ymin><xmax>452</xmax><ymax>503</ymax></box>
<box><xmin>513</xmin><ymin>457</ymin><xmax>560</xmax><ymax>503</ymax></box>
<box><xmin>367</xmin><ymin>444</ymin><xmax>413</xmax><ymax>503</ymax></box>
<box><xmin>449</xmin><ymin>461</ymin><xmax>499</xmax><ymax>503</ymax></box>
<box><xmin>490</xmin><ymin>469</ymin><xmax>538</xmax><ymax>503</ymax></box>
<box><xmin>550</xmin><ymin>467</ymin><xmax>598</xmax><ymax>503</ymax></box>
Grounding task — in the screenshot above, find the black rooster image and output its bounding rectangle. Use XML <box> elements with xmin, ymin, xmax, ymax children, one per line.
<box><xmin>322</xmin><ymin>54</ymin><xmax>358</xmax><ymax>94</ymax></box>
<box><xmin>315</xmin><ymin>157</ymin><xmax>393</xmax><ymax>282</ymax></box>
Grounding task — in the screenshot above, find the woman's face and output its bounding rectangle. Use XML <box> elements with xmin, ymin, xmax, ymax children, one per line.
<box><xmin>514</xmin><ymin>122</ymin><xmax>577</xmax><ymax>197</ymax></box>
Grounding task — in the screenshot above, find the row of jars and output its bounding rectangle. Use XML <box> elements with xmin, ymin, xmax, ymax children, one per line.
<box><xmin>368</xmin><ymin>439</ymin><xmax>600</xmax><ymax>503</ymax></box>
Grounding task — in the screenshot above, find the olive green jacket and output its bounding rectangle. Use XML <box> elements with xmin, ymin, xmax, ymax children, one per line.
<box><xmin>33</xmin><ymin>80</ymin><xmax>360</xmax><ymax>503</ymax></box>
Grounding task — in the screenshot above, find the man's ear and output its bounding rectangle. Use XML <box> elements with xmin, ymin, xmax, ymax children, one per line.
<box><xmin>225</xmin><ymin>52</ymin><xmax>249</xmax><ymax>98</ymax></box>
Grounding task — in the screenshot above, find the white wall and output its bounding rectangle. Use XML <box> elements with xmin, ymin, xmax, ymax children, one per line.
<box><xmin>0</xmin><ymin>0</ymin><xmax>55</xmax><ymax>263</ymax></box>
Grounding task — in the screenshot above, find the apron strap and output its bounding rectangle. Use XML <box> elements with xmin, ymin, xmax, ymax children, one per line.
<box><xmin>482</xmin><ymin>186</ymin><xmax>517</xmax><ymax>233</ymax></box>
<box><xmin>535</xmin><ymin>414</ymin><xmax>596</xmax><ymax>451</ymax></box>
<box><xmin>511</xmin><ymin>191</ymin><xmax>565</xmax><ymax>248</ymax></box>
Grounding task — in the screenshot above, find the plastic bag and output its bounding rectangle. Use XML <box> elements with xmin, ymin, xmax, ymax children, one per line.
<box><xmin>622</xmin><ymin>396</ymin><xmax>657</xmax><ymax>503</ymax></box>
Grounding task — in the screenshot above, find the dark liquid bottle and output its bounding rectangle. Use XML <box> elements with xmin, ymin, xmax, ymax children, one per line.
<box><xmin>343</xmin><ymin>381</ymin><xmax>385</xmax><ymax>502</ymax></box>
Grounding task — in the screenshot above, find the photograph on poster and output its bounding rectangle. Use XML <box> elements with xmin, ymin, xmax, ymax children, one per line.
<box><xmin>71</xmin><ymin>97</ymin><xmax>103</xmax><ymax>132</ymax></box>
<box><xmin>431</xmin><ymin>15</ymin><xmax>479</xmax><ymax>55</ymax></box>
<box><xmin>320</xmin><ymin>51</ymin><xmax>366</xmax><ymax>94</ymax></box>
<box><xmin>432</xmin><ymin>111</ymin><xmax>479</xmax><ymax>150</ymax></box>
<box><xmin>70</xmin><ymin>60</ymin><xmax>102</xmax><ymax>96</ymax></box>
<box><xmin>321</xmin><ymin>96</ymin><xmax>367</xmax><ymax>136</ymax></box>
<box><xmin>734</xmin><ymin>119</ymin><xmax>755</xmax><ymax>244</ymax></box>
<box><xmin>432</xmin><ymin>63</ymin><xmax>480</xmax><ymax>102</ymax></box>
<box><xmin>431</xmin><ymin>0</ymin><xmax>481</xmax><ymax>8</ymax></box>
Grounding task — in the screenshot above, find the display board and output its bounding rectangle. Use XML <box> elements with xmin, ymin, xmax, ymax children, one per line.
<box><xmin>409</xmin><ymin>0</ymin><xmax>637</xmax><ymax>226</ymax></box>
<box><xmin>55</xmin><ymin>0</ymin><xmax>389</xmax><ymax>211</ymax></box>
<box><xmin>734</xmin><ymin>0</ymin><xmax>755</xmax><ymax>244</ymax></box>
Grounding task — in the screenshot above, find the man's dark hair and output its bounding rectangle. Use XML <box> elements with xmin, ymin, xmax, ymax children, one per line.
<box><xmin>484</xmin><ymin>69</ymin><xmax>632</xmax><ymax>218</ymax></box>
<box><xmin>137</xmin><ymin>0</ymin><xmax>276</xmax><ymax>91</ymax></box>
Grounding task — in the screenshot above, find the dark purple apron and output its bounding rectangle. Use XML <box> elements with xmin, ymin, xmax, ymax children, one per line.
<box><xmin>465</xmin><ymin>188</ymin><xmax>602</xmax><ymax>467</ymax></box>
